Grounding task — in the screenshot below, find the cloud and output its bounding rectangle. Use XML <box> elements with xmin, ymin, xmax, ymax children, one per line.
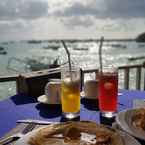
<box><xmin>51</xmin><ymin>0</ymin><xmax>145</xmax><ymax>29</ymax></box>
<box><xmin>53</xmin><ymin>0</ymin><xmax>145</xmax><ymax>19</ymax></box>
<box><xmin>61</xmin><ymin>16</ymin><xmax>94</xmax><ymax>28</ymax></box>
<box><xmin>53</xmin><ymin>1</ymin><xmax>96</xmax><ymax>17</ymax></box>
<box><xmin>93</xmin><ymin>19</ymin><xmax>139</xmax><ymax>33</ymax></box>
<box><xmin>0</xmin><ymin>0</ymin><xmax>49</xmax><ymax>20</ymax></box>
<box><xmin>0</xmin><ymin>0</ymin><xmax>145</xmax><ymax>41</ymax></box>
<box><xmin>0</xmin><ymin>20</ymin><xmax>32</xmax><ymax>35</ymax></box>
<box><xmin>104</xmin><ymin>0</ymin><xmax>145</xmax><ymax>19</ymax></box>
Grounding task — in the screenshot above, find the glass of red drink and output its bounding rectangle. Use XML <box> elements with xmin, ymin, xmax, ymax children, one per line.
<box><xmin>98</xmin><ymin>66</ymin><xmax>118</xmax><ymax>118</ymax></box>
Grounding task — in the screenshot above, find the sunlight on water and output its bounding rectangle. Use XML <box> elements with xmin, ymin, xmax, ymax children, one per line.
<box><xmin>0</xmin><ymin>40</ymin><xmax>145</xmax><ymax>100</ymax></box>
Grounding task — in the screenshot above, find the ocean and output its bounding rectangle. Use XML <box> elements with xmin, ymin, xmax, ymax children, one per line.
<box><xmin>0</xmin><ymin>40</ymin><xmax>145</xmax><ymax>100</ymax></box>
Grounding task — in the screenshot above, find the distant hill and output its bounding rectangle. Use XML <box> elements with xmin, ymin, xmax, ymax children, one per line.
<box><xmin>136</xmin><ymin>32</ymin><xmax>145</xmax><ymax>42</ymax></box>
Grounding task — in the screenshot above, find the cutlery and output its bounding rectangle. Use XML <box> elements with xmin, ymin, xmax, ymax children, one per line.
<box><xmin>17</xmin><ymin>119</ymin><xmax>59</xmax><ymax>125</ymax></box>
<box><xmin>0</xmin><ymin>123</ymin><xmax>36</xmax><ymax>145</ymax></box>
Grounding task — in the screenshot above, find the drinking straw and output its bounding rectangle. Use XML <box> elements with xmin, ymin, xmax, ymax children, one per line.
<box><xmin>61</xmin><ymin>40</ymin><xmax>72</xmax><ymax>78</ymax></box>
<box><xmin>98</xmin><ymin>36</ymin><xmax>104</xmax><ymax>73</ymax></box>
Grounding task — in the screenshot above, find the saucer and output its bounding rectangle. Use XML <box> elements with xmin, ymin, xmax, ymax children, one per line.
<box><xmin>37</xmin><ymin>95</ymin><xmax>60</xmax><ymax>104</ymax></box>
<box><xmin>37</xmin><ymin>95</ymin><xmax>50</xmax><ymax>104</ymax></box>
<box><xmin>80</xmin><ymin>91</ymin><xmax>98</xmax><ymax>100</ymax></box>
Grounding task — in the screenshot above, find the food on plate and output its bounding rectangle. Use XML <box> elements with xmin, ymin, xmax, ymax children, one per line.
<box><xmin>132</xmin><ymin>108</ymin><xmax>145</xmax><ymax>131</ymax></box>
<box><xmin>28</xmin><ymin>121</ymin><xmax>124</xmax><ymax>145</ymax></box>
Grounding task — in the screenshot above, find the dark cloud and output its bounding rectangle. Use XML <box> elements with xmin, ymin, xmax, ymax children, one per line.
<box><xmin>0</xmin><ymin>0</ymin><xmax>144</xmax><ymax>38</ymax></box>
<box><xmin>0</xmin><ymin>0</ymin><xmax>48</xmax><ymax>20</ymax></box>
<box><xmin>105</xmin><ymin>0</ymin><xmax>145</xmax><ymax>19</ymax></box>
<box><xmin>53</xmin><ymin>0</ymin><xmax>145</xmax><ymax>19</ymax></box>
<box><xmin>52</xmin><ymin>0</ymin><xmax>145</xmax><ymax>28</ymax></box>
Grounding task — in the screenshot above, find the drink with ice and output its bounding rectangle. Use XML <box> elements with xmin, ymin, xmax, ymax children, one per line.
<box><xmin>61</xmin><ymin>77</ymin><xmax>80</xmax><ymax>113</ymax></box>
<box><xmin>61</xmin><ymin>66</ymin><xmax>80</xmax><ymax>119</ymax></box>
<box><xmin>98</xmin><ymin>67</ymin><xmax>118</xmax><ymax>117</ymax></box>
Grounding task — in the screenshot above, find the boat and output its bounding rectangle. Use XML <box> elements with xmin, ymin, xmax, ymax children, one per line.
<box><xmin>138</xmin><ymin>43</ymin><xmax>145</xmax><ymax>47</ymax></box>
<box><xmin>7</xmin><ymin>57</ymin><xmax>60</xmax><ymax>72</ymax></box>
<box><xmin>0</xmin><ymin>47</ymin><xmax>7</xmax><ymax>55</ymax></box>
<box><xmin>128</xmin><ymin>56</ymin><xmax>145</xmax><ymax>61</ymax></box>
<box><xmin>73</xmin><ymin>47</ymin><xmax>89</xmax><ymax>51</ymax></box>
<box><xmin>27</xmin><ymin>40</ymin><xmax>42</xmax><ymax>44</ymax></box>
<box><xmin>111</xmin><ymin>44</ymin><xmax>126</xmax><ymax>49</ymax></box>
<box><xmin>0</xmin><ymin>47</ymin><xmax>5</xmax><ymax>51</ymax></box>
<box><xmin>26</xmin><ymin>58</ymin><xmax>60</xmax><ymax>71</ymax></box>
<box><xmin>43</xmin><ymin>45</ymin><xmax>60</xmax><ymax>50</ymax></box>
<box><xmin>0</xmin><ymin>51</ymin><xmax>7</xmax><ymax>55</ymax></box>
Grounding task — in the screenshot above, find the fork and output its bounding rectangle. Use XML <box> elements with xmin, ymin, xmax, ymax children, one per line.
<box><xmin>0</xmin><ymin>123</ymin><xmax>36</xmax><ymax>145</ymax></box>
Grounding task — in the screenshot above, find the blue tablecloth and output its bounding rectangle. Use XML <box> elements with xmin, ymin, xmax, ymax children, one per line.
<box><xmin>0</xmin><ymin>89</ymin><xmax>145</xmax><ymax>138</ymax></box>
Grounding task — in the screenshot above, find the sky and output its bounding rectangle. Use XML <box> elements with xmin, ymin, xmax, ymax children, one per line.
<box><xmin>0</xmin><ymin>0</ymin><xmax>145</xmax><ymax>41</ymax></box>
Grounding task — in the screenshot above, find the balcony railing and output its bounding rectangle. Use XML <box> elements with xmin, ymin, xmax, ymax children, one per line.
<box><xmin>81</xmin><ymin>63</ymin><xmax>145</xmax><ymax>90</ymax></box>
<box><xmin>0</xmin><ymin>63</ymin><xmax>145</xmax><ymax>97</ymax></box>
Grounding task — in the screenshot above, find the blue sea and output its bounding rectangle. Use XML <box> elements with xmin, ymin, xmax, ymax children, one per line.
<box><xmin>0</xmin><ymin>40</ymin><xmax>145</xmax><ymax>100</ymax></box>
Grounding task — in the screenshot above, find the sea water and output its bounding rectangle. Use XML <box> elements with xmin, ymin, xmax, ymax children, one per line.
<box><xmin>0</xmin><ymin>40</ymin><xmax>145</xmax><ymax>100</ymax></box>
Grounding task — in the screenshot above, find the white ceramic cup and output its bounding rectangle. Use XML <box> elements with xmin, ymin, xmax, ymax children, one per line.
<box><xmin>45</xmin><ymin>80</ymin><xmax>61</xmax><ymax>104</ymax></box>
<box><xmin>84</xmin><ymin>80</ymin><xmax>98</xmax><ymax>99</ymax></box>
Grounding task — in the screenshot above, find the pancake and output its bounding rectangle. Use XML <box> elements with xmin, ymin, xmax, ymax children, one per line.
<box><xmin>28</xmin><ymin>121</ymin><xmax>124</xmax><ymax>145</ymax></box>
<box><xmin>132</xmin><ymin>108</ymin><xmax>145</xmax><ymax>131</ymax></box>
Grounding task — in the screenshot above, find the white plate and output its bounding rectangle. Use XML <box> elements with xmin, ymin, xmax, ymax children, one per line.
<box><xmin>14</xmin><ymin>125</ymin><xmax>141</xmax><ymax>145</ymax></box>
<box><xmin>116</xmin><ymin>108</ymin><xmax>145</xmax><ymax>140</ymax></box>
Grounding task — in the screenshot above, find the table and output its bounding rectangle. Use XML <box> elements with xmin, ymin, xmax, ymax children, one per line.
<box><xmin>0</xmin><ymin>89</ymin><xmax>145</xmax><ymax>138</ymax></box>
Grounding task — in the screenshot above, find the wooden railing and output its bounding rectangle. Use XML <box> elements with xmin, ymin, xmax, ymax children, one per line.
<box><xmin>81</xmin><ymin>63</ymin><xmax>145</xmax><ymax>90</ymax></box>
<box><xmin>0</xmin><ymin>63</ymin><xmax>145</xmax><ymax>97</ymax></box>
<box><xmin>118</xmin><ymin>63</ymin><xmax>145</xmax><ymax>90</ymax></box>
<box><xmin>0</xmin><ymin>68</ymin><xmax>61</xmax><ymax>97</ymax></box>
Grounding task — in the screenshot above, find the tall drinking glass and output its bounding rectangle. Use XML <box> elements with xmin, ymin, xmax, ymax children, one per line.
<box><xmin>61</xmin><ymin>65</ymin><xmax>80</xmax><ymax>119</ymax></box>
<box><xmin>98</xmin><ymin>66</ymin><xmax>118</xmax><ymax>118</ymax></box>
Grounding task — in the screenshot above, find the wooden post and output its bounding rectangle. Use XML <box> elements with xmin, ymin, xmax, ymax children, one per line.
<box><xmin>80</xmin><ymin>68</ymin><xmax>84</xmax><ymax>90</ymax></box>
<box><xmin>16</xmin><ymin>70</ymin><xmax>61</xmax><ymax>97</ymax></box>
<box><xmin>144</xmin><ymin>69</ymin><xmax>145</xmax><ymax>90</ymax></box>
<box><xmin>124</xmin><ymin>68</ymin><xmax>130</xmax><ymax>89</ymax></box>
<box><xmin>16</xmin><ymin>75</ymin><xmax>28</xmax><ymax>94</ymax></box>
<box><xmin>136</xmin><ymin>67</ymin><xmax>141</xmax><ymax>90</ymax></box>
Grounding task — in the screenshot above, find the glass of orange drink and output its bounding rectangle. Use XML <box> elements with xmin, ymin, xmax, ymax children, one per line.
<box><xmin>61</xmin><ymin>65</ymin><xmax>80</xmax><ymax>119</ymax></box>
